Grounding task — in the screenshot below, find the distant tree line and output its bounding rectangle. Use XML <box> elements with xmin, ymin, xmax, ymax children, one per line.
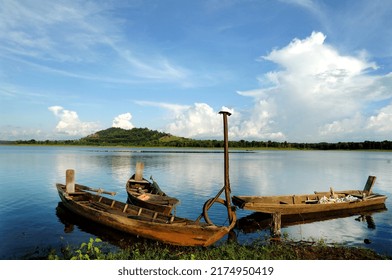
<box><xmin>7</xmin><ymin>127</ymin><xmax>392</xmax><ymax>150</ymax></box>
<box><xmin>156</xmin><ymin>139</ymin><xmax>392</xmax><ymax>150</ymax></box>
<box><xmin>11</xmin><ymin>139</ymin><xmax>392</xmax><ymax>151</ymax></box>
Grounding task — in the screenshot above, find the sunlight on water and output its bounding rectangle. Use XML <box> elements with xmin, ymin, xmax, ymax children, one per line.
<box><xmin>0</xmin><ymin>146</ymin><xmax>391</xmax><ymax>258</ymax></box>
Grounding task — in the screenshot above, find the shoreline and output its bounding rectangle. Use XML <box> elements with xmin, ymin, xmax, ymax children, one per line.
<box><xmin>1</xmin><ymin>143</ymin><xmax>392</xmax><ymax>152</ymax></box>
<box><xmin>34</xmin><ymin>237</ymin><xmax>392</xmax><ymax>260</ymax></box>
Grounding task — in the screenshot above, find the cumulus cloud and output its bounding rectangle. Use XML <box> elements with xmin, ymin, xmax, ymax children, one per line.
<box><xmin>164</xmin><ymin>103</ymin><xmax>283</xmax><ymax>140</ymax></box>
<box><xmin>136</xmin><ymin>32</ymin><xmax>392</xmax><ymax>142</ymax></box>
<box><xmin>136</xmin><ymin>102</ymin><xmax>236</xmax><ymax>139</ymax></box>
<box><xmin>166</xmin><ymin>103</ymin><xmax>223</xmax><ymax>138</ymax></box>
<box><xmin>48</xmin><ymin>106</ymin><xmax>100</xmax><ymax>137</ymax></box>
<box><xmin>112</xmin><ymin>113</ymin><xmax>134</xmax><ymax>130</ymax></box>
<box><xmin>230</xmin><ymin>100</ymin><xmax>284</xmax><ymax>140</ymax></box>
<box><xmin>238</xmin><ymin>31</ymin><xmax>392</xmax><ymax>141</ymax></box>
<box><xmin>366</xmin><ymin>104</ymin><xmax>392</xmax><ymax>133</ymax></box>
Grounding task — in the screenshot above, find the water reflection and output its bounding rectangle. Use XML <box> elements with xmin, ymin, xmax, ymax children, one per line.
<box><xmin>236</xmin><ymin>205</ymin><xmax>387</xmax><ymax>234</ymax></box>
<box><xmin>354</xmin><ymin>215</ymin><xmax>376</xmax><ymax>230</ymax></box>
<box><xmin>52</xmin><ymin>149</ymin><xmax>392</xmax><ymax>251</ymax></box>
<box><xmin>1</xmin><ymin>146</ymin><xmax>391</xmax><ymax>258</ymax></box>
<box><xmin>55</xmin><ymin>202</ymin><xmax>151</xmax><ymax>248</ymax></box>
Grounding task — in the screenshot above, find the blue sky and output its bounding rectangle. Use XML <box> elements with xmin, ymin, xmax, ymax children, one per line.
<box><xmin>1</xmin><ymin>0</ymin><xmax>392</xmax><ymax>142</ymax></box>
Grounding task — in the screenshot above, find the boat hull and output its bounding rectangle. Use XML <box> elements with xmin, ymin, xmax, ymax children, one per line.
<box><xmin>57</xmin><ymin>184</ymin><xmax>234</xmax><ymax>247</ymax></box>
<box><xmin>126</xmin><ymin>175</ymin><xmax>179</xmax><ymax>215</ymax></box>
<box><xmin>232</xmin><ymin>193</ymin><xmax>387</xmax><ymax>216</ymax></box>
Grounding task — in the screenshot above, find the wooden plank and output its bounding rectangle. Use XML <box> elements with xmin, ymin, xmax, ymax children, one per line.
<box><xmin>128</xmin><ymin>179</ymin><xmax>149</xmax><ymax>184</ymax></box>
<box><xmin>76</xmin><ymin>184</ymin><xmax>117</xmax><ymax>196</ymax></box>
<box><xmin>271</xmin><ymin>212</ymin><xmax>281</xmax><ymax>237</ymax></box>
<box><xmin>123</xmin><ymin>204</ymin><xmax>128</xmax><ymax>213</ymax></box>
<box><xmin>90</xmin><ymin>201</ymin><xmax>109</xmax><ymax>211</ymax></box>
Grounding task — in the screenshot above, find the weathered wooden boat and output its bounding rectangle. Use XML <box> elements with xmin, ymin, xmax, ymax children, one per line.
<box><xmin>56</xmin><ymin>111</ymin><xmax>236</xmax><ymax>247</ymax></box>
<box><xmin>57</xmin><ymin>183</ymin><xmax>236</xmax><ymax>246</ymax></box>
<box><xmin>232</xmin><ymin>176</ymin><xmax>387</xmax><ymax>216</ymax></box>
<box><xmin>126</xmin><ymin>163</ymin><xmax>179</xmax><ymax>215</ymax></box>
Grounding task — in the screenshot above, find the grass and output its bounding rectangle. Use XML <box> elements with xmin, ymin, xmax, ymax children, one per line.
<box><xmin>45</xmin><ymin>237</ymin><xmax>391</xmax><ymax>260</ymax></box>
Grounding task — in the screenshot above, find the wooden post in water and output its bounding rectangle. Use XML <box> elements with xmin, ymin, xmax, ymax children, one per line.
<box><xmin>66</xmin><ymin>169</ymin><xmax>75</xmax><ymax>193</ymax></box>
<box><xmin>135</xmin><ymin>162</ymin><xmax>144</xmax><ymax>181</ymax></box>
<box><xmin>271</xmin><ymin>212</ymin><xmax>282</xmax><ymax>237</ymax></box>
<box><xmin>219</xmin><ymin>110</ymin><xmax>234</xmax><ymax>223</ymax></box>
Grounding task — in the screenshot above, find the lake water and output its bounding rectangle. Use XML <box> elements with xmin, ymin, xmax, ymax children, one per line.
<box><xmin>0</xmin><ymin>145</ymin><xmax>391</xmax><ymax>259</ymax></box>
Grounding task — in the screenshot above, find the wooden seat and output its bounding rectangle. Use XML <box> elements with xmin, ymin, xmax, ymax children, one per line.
<box><xmin>122</xmin><ymin>204</ymin><xmax>128</xmax><ymax>212</ymax></box>
<box><xmin>69</xmin><ymin>191</ymin><xmax>86</xmax><ymax>195</ymax></box>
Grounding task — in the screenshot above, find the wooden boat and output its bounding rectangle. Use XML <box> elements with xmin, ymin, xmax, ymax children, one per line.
<box><xmin>56</xmin><ymin>111</ymin><xmax>236</xmax><ymax>247</ymax></box>
<box><xmin>57</xmin><ymin>183</ymin><xmax>235</xmax><ymax>246</ymax></box>
<box><xmin>125</xmin><ymin>163</ymin><xmax>179</xmax><ymax>215</ymax></box>
<box><xmin>232</xmin><ymin>176</ymin><xmax>387</xmax><ymax>216</ymax></box>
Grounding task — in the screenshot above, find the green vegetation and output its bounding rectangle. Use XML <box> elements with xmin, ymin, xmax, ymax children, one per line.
<box><xmin>7</xmin><ymin>127</ymin><xmax>392</xmax><ymax>150</ymax></box>
<box><xmin>45</xmin><ymin>237</ymin><xmax>390</xmax><ymax>260</ymax></box>
<box><xmin>78</xmin><ymin>127</ymin><xmax>184</xmax><ymax>146</ymax></box>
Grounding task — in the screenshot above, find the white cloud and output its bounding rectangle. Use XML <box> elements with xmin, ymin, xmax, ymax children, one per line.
<box><xmin>112</xmin><ymin>113</ymin><xmax>134</xmax><ymax>130</ymax></box>
<box><xmin>163</xmin><ymin>103</ymin><xmax>283</xmax><ymax>140</ymax></box>
<box><xmin>48</xmin><ymin>106</ymin><xmax>100</xmax><ymax>137</ymax></box>
<box><xmin>319</xmin><ymin>114</ymin><xmax>363</xmax><ymax>138</ymax></box>
<box><xmin>366</xmin><ymin>104</ymin><xmax>392</xmax><ymax>133</ymax></box>
<box><xmin>166</xmin><ymin>103</ymin><xmax>222</xmax><ymax>138</ymax></box>
<box><xmin>238</xmin><ymin>31</ymin><xmax>392</xmax><ymax>141</ymax></box>
<box><xmin>264</xmin><ymin>32</ymin><xmax>376</xmax><ymax>76</ymax></box>
<box><xmin>231</xmin><ymin>100</ymin><xmax>285</xmax><ymax>140</ymax></box>
<box><xmin>127</xmin><ymin>32</ymin><xmax>392</xmax><ymax>142</ymax></box>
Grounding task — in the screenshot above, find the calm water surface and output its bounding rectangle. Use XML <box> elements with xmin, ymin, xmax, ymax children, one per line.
<box><xmin>0</xmin><ymin>145</ymin><xmax>391</xmax><ymax>259</ymax></box>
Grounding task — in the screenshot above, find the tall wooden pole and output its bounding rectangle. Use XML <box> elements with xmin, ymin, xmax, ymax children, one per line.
<box><xmin>219</xmin><ymin>111</ymin><xmax>234</xmax><ymax>223</ymax></box>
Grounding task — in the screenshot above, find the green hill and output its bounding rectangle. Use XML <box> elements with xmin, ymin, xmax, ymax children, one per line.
<box><xmin>78</xmin><ymin>127</ymin><xmax>190</xmax><ymax>146</ymax></box>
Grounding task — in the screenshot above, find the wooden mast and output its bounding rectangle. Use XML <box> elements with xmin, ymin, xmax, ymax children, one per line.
<box><xmin>219</xmin><ymin>110</ymin><xmax>234</xmax><ymax>223</ymax></box>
